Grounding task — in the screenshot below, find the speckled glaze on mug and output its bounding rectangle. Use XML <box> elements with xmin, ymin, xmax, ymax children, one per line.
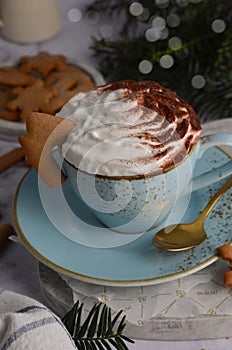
<box><xmin>62</xmin><ymin>133</ymin><xmax>232</xmax><ymax>234</ymax></box>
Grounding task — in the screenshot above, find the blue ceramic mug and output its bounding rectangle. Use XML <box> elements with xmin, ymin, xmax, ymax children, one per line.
<box><xmin>62</xmin><ymin>133</ymin><xmax>232</xmax><ymax>234</ymax></box>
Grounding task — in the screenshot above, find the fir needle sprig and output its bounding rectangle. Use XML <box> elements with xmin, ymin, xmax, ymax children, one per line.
<box><xmin>86</xmin><ymin>0</ymin><xmax>232</xmax><ymax>122</ymax></box>
<box><xmin>62</xmin><ymin>300</ymin><xmax>135</xmax><ymax>350</ymax></box>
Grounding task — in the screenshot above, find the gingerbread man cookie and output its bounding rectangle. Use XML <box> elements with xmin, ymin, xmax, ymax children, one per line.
<box><xmin>7</xmin><ymin>80</ymin><xmax>57</xmax><ymax>122</ymax></box>
<box><xmin>0</xmin><ymin>90</ymin><xmax>21</xmax><ymax>121</ymax></box>
<box><xmin>42</xmin><ymin>65</ymin><xmax>95</xmax><ymax>114</ymax></box>
<box><xmin>0</xmin><ymin>66</ymin><xmax>36</xmax><ymax>86</ymax></box>
<box><xmin>20</xmin><ymin>51</ymin><xmax>67</xmax><ymax>76</ymax></box>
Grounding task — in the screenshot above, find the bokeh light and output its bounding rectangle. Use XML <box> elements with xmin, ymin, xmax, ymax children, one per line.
<box><xmin>168</xmin><ymin>36</ymin><xmax>182</xmax><ymax>50</ymax></box>
<box><xmin>139</xmin><ymin>8</ymin><xmax>150</xmax><ymax>21</ymax></box>
<box><xmin>152</xmin><ymin>16</ymin><xmax>166</xmax><ymax>30</ymax></box>
<box><xmin>86</xmin><ymin>10</ymin><xmax>100</xmax><ymax>24</ymax></box>
<box><xmin>191</xmin><ymin>75</ymin><xmax>206</xmax><ymax>89</ymax></box>
<box><xmin>68</xmin><ymin>8</ymin><xmax>82</xmax><ymax>22</ymax></box>
<box><xmin>99</xmin><ymin>24</ymin><xmax>114</xmax><ymax>38</ymax></box>
<box><xmin>211</xmin><ymin>19</ymin><xmax>226</xmax><ymax>33</ymax></box>
<box><xmin>145</xmin><ymin>27</ymin><xmax>161</xmax><ymax>42</ymax></box>
<box><xmin>160</xmin><ymin>55</ymin><xmax>174</xmax><ymax>68</ymax></box>
<box><xmin>138</xmin><ymin>60</ymin><xmax>153</xmax><ymax>74</ymax></box>
<box><xmin>160</xmin><ymin>28</ymin><xmax>169</xmax><ymax>40</ymax></box>
<box><xmin>129</xmin><ymin>2</ymin><xmax>144</xmax><ymax>16</ymax></box>
<box><xmin>167</xmin><ymin>13</ymin><xmax>181</xmax><ymax>28</ymax></box>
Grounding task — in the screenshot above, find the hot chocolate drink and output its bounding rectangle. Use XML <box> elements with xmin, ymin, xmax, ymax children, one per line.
<box><xmin>19</xmin><ymin>80</ymin><xmax>232</xmax><ymax>235</ymax></box>
<box><xmin>59</xmin><ymin>80</ymin><xmax>202</xmax><ymax>177</ymax></box>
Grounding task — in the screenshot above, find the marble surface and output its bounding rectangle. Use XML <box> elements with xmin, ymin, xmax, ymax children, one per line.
<box><xmin>0</xmin><ymin>1</ymin><xmax>232</xmax><ymax>349</ymax></box>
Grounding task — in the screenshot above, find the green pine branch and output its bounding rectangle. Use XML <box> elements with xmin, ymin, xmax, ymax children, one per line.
<box><xmin>62</xmin><ymin>300</ymin><xmax>135</xmax><ymax>350</ymax></box>
<box><xmin>86</xmin><ymin>0</ymin><xmax>232</xmax><ymax>121</ymax></box>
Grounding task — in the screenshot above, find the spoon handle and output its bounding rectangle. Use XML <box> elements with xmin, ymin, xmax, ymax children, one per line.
<box><xmin>198</xmin><ymin>176</ymin><xmax>232</xmax><ymax>222</ymax></box>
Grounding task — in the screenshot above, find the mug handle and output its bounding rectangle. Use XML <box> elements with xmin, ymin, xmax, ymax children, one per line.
<box><xmin>192</xmin><ymin>133</ymin><xmax>232</xmax><ymax>192</ymax></box>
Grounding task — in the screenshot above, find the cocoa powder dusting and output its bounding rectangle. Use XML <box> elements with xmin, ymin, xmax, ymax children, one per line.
<box><xmin>100</xmin><ymin>79</ymin><xmax>201</xmax><ymax>171</ymax></box>
<box><xmin>102</xmin><ymin>80</ymin><xmax>201</xmax><ymax>129</ymax></box>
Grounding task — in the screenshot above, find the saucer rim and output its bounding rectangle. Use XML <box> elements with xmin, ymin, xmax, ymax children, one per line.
<box><xmin>14</xmin><ymin>174</ymin><xmax>220</xmax><ymax>286</ymax></box>
<box><xmin>13</xmin><ymin>155</ymin><xmax>231</xmax><ymax>287</ymax></box>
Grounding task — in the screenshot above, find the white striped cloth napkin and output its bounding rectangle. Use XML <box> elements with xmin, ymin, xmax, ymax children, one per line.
<box><xmin>0</xmin><ymin>289</ymin><xmax>77</xmax><ymax>350</ymax></box>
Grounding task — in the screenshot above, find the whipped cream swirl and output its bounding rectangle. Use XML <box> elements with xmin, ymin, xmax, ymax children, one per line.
<box><xmin>59</xmin><ymin>80</ymin><xmax>201</xmax><ymax>177</ymax></box>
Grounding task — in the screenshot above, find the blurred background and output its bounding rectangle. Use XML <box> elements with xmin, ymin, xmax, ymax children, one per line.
<box><xmin>0</xmin><ymin>0</ymin><xmax>231</xmax><ymax>123</ymax></box>
<box><xmin>85</xmin><ymin>0</ymin><xmax>232</xmax><ymax>123</ymax></box>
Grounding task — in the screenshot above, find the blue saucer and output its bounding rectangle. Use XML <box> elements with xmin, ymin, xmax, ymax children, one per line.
<box><xmin>14</xmin><ymin>147</ymin><xmax>232</xmax><ymax>286</ymax></box>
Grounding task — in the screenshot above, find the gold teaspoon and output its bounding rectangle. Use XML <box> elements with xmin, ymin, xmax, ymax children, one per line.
<box><xmin>152</xmin><ymin>176</ymin><xmax>232</xmax><ymax>251</ymax></box>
